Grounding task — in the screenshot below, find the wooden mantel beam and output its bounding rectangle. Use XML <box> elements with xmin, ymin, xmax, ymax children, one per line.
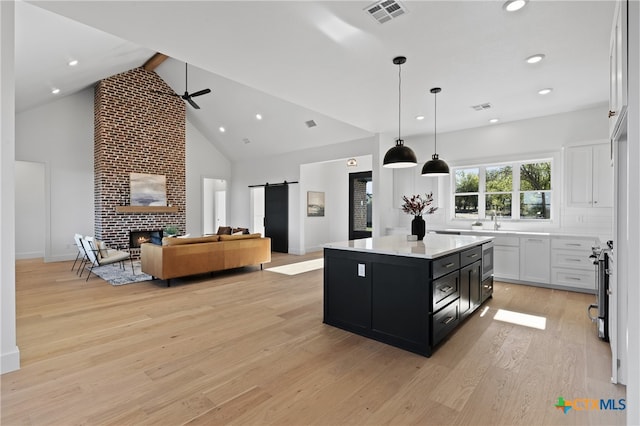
<box><xmin>143</xmin><ymin>53</ymin><xmax>169</xmax><ymax>72</ymax></box>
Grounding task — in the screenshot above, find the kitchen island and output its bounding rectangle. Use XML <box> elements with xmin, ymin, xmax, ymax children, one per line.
<box><xmin>323</xmin><ymin>234</ymin><xmax>494</xmax><ymax>357</ymax></box>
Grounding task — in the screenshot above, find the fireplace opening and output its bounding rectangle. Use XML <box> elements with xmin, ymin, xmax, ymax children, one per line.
<box><xmin>129</xmin><ymin>230</ymin><xmax>163</xmax><ymax>249</ymax></box>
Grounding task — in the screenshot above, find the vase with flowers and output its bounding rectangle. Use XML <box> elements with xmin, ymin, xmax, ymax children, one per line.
<box><xmin>401</xmin><ymin>192</ymin><xmax>438</xmax><ymax>240</ymax></box>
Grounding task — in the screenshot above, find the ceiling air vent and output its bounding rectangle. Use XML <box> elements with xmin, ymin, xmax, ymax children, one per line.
<box><xmin>471</xmin><ymin>103</ymin><xmax>492</xmax><ymax>111</ymax></box>
<box><xmin>242</xmin><ymin>138</ymin><xmax>251</xmax><ymax>144</ymax></box>
<box><xmin>365</xmin><ymin>0</ymin><xmax>407</xmax><ymax>24</ymax></box>
<box><xmin>305</xmin><ymin>120</ymin><xmax>317</xmax><ymax>128</ymax></box>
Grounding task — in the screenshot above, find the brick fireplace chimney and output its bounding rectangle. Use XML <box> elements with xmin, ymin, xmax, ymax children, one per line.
<box><xmin>94</xmin><ymin>67</ymin><xmax>186</xmax><ymax>248</ymax></box>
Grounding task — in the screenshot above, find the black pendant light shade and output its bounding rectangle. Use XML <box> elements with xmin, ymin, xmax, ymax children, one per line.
<box><xmin>383</xmin><ymin>139</ymin><xmax>417</xmax><ymax>168</ymax></box>
<box><xmin>422</xmin><ymin>87</ymin><xmax>450</xmax><ymax>176</ymax></box>
<box><xmin>383</xmin><ymin>56</ymin><xmax>417</xmax><ymax>169</ymax></box>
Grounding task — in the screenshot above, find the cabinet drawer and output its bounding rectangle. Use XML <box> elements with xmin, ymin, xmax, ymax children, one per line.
<box><xmin>551</xmin><ymin>267</ymin><xmax>596</xmax><ymax>291</ymax></box>
<box><xmin>432</xmin><ymin>299</ymin><xmax>459</xmax><ymax>346</ymax></box>
<box><xmin>551</xmin><ymin>250</ymin><xmax>595</xmax><ymax>270</ymax></box>
<box><xmin>494</xmin><ymin>236</ymin><xmax>520</xmax><ymax>247</ymax></box>
<box><xmin>551</xmin><ymin>238</ymin><xmax>597</xmax><ymax>251</ymax></box>
<box><xmin>432</xmin><ymin>253</ymin><xmax>460</xmax><ymax>279</ymax></box>
<box><xmin>433</xmin><ymin>271</ymin><xmax>459</xmax><ymax>312</ymax></box>
<box><xmin>460</xmin><ymin>246</ymin><xmax>482</xmax><ymax>267</ymax></box>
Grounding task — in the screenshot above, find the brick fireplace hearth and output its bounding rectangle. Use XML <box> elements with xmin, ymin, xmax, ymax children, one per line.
<box><xmin>94</xmin><ymin>67</ymin><xmax>186</xmax><ymax>248</ymax></box>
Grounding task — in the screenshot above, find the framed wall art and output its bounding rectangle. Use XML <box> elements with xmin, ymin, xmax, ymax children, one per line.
<box><xmin>307</xmin><ymin>191</ymin><xmax>325</xmax><ymax>217</ymax></box>
<box><xmin>130</xmin><ymin>172</ymin><xmax>167</xmax><ymax>206</ymax></box>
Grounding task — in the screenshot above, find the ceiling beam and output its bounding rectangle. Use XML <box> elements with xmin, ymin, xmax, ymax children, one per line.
<box><xmin>143</xmin><ymin>53</ymin><xmax>168</xmax><ymax>72</ymax></box>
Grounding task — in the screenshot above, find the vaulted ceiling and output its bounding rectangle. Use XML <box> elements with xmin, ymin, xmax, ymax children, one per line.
<box><xmin>16</xmin><ymin>1</ymin><xmax>615</xmax><ymax>161</ymax></box>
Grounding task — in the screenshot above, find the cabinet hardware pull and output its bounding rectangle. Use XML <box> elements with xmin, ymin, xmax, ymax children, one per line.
<box><xmin>468</xmin><ymin>253</ymin><xmax>478</xmax><ymax>258</ymax></box>
<box><xmin>566</xmin><ymin>258</ymin><xmax>582</xmax><ymax>262</ymax></box>
<box><xmin>439</xmin><ymin>286</ymin><xmax>452</xmax><ymax>293</ymax></box>
<box><xmin>566</xmin><ymin>277</ymin><xmax>582</xmax><ymax>281</ymax></box>
<box><xmin>442</xmin><ymin>316</ymin><xmax>454</xmax><ymax>325</ymax></box>
<box><xmin>444</xmin><ymin>262</ymin><xmax>455</xmax><ymax>268</ymax></box>
<box><xmin>567</xmin><ymin>243</ymin><xmax>581</xmax><ymax>246</ymax></box>
<box><xmin>608</xmin><ymin>110</ymin><xmax>617</xmax><ymax>118</ymax></box>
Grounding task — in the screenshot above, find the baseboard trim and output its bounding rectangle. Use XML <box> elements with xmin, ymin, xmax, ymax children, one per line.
<box><xmin>1</xmin><ymin>346</ymin><xmax>20</xmax><ymax>375</ymax></box>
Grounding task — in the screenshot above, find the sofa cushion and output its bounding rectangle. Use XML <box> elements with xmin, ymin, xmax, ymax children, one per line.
<box><xmin>162</xmin><ymin>235</ymin><xmax>220</xmax><ymax>246</ymax></box>
<box><xmin>218</xmin><ymin>233</ymin><xmax>262</xmax><ymax>241</ymax></box>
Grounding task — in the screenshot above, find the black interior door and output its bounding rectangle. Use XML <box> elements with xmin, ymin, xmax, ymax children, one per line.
<box><xmin>349</xmin><ymin>171</ymin><xmax>373</xmax><ymax>240</ymax></box>
<box><xmin>265</xmin><ymin>184</ymin><xmax>288</xmax><ymax>253</ymax></box>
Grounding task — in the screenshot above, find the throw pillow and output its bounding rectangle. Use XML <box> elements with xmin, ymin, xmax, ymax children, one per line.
<box><xmin>216</xmin><ymin>226</ymin><xmax>232</xmax><ymax>235</ymax></box>
<box><xmin>94</xmin><ymin>239</ymin><xmax>109</xmax><ymax>259</ymax></box>
<box><xmin>232</xmin><ymin>230</ymin><xmax>244</xmax><ymax>235</ymax></box>
<box><xmin>232</xmin><ymin>227</ymin><xmax>250</xmax><ymax>235</ymax></box>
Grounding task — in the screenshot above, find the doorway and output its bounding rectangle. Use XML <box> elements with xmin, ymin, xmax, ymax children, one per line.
<box><xmin>202</xmin><ymin>178</ymin><xmax>226</xmax><ymax>235</ymax></box>
<box><xmin>349</xmin><ymin>171</ymin><xmax>372</xmax><ymax>240</ymax></box>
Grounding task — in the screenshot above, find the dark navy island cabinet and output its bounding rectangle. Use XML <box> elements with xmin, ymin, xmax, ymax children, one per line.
<box><xmin>324</xmin><ymin>243</ymin><xmax>493</xmax><ymax>357</ymax></box>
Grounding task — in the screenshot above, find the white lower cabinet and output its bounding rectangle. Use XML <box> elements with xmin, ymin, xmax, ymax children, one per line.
<box><xmin>493</xmin><ymin>236</ymin><xmax>520</xmax><ymax>281</ymax></box>
<box><xmin>550</xmin><ymin>238</ymin><xmax>597</xmax><ymax>292</ymax></box>
<box><xmin>519</xmin><ymin>237</ymin><xmax>551</xmax><ymax>284</ymax></box>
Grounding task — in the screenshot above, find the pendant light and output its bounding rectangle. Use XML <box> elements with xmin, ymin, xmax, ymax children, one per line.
<box><xmin>421</xmin><ymin>87</ymin><xmax>450</xmax><ymax>176</ymax></box>
<box><xmin>383</xmin><ymin>56</ymin><xmax>417</xmax><ymax>168</ymax></box>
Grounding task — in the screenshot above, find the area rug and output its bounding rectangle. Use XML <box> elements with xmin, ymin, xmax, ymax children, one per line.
<box><xmin>90</xmin><ymin>260</ymin><xmax>153</xmax><ymax>286</ymax></box>
<box><xmin>265</xmin><ymin>258</ymin><xmax>324</xmax><ymax>276</ymax></box>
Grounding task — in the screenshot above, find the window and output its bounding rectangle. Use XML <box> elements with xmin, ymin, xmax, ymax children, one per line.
<box><xmin>452</xmin><ymin>159</ymin><xmax>552</xmax><ymax>221</ymax></box>
<box><xmin>520</xmin><ymin>162</ymin><xmax>551</xmax><ymax>219</ymax></box>
<box><xmin>454</xmin><ymin>168</ymin><xmax>479</xmax><ymax>219</ymax></box>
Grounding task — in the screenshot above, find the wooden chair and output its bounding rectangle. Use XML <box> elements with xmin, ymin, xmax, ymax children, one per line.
<box><xmin>80</xmin><ymin>236</ymin><xmax>133</xmax><ymax>281</ymax></box>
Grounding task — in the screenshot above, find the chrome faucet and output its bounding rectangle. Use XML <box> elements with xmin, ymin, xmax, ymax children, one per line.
<box><xmin>492</xmin><ymin>211</ymin><xmax>501</xmax><ymax>230</ymax></box>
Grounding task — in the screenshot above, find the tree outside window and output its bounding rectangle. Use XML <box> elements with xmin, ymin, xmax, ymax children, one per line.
<box><xmin>520</xmin><ymin>162</ymin><xmax>551</xmax><ymax>219</ymax></box>
<box><xmin>454</xmin><ymin>168</ymin><xmax>479</xmax><ymax>219</ymax></box>
<box><xmin>452</xmin><ymin>159</ymin><xmax>552</xmax><ymax>221</ymax></box>
<box><xmin>485</xmin><ymin>165</ymin><xmax>512</xmax><ymax>218</ymax></box>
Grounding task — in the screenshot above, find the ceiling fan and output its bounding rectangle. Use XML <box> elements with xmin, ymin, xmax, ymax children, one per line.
<box><xmin>153</xmin><ymin>62</ymin><xmax>211</xmax><ymax>109</ymax></box>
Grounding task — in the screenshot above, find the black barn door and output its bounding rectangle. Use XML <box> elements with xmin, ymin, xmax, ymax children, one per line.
<box><xmin>265</xmin><ymin>184</ymin><xmax>289</xmax><ymax>253</ymax></box>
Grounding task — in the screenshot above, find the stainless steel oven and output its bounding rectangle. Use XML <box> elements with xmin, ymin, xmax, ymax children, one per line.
<box><xmin>588</xmin><ymin>241</ymin><xmax>612</xmax><ymax>341</ymax></box>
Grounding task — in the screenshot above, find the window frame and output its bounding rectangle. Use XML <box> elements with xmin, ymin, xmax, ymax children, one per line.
<box><xmin>451</xmin><ymin>158</ymin><xmax>554</xmax><ymax>222</ymax></box>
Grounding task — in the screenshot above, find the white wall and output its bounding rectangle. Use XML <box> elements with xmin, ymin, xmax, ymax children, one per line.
<box><xmin>300</xmin><ymin>155</ymin><xmax>372</xmax><ymax>253</ymax></box>
<box><xmin>230</xmin><ymin>136</ymin><xmax>377</xmax><ymax>254</ymax></box>
<box><xmin>387</xmin><ymin>105</ymin><xmax>612</xmax><ymax>239</ymax></box>
<box><xmin>15</xmin><ymin>88</ymin><xmax>95</xmax><ymax>261</ymax></box>
<box><xmin>15</xmin><ymin>161</ymin><xmax>45</xmax><ymax>259</ymax></box>
<box><xmin>185</xmin><ymin>121</ymin><xmax>231</xmax><ymax>237</ymax></box>
<box><xmin>1</xmin><ymin>0</ymin><xmax>20</xmax><ymax>374</ymax></box>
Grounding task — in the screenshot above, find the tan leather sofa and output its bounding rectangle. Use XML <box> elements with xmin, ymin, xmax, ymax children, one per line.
<box><xmin>141</xmin><ymin>234</ymin><xmax>271</xmax><ymax>286</ymax></box>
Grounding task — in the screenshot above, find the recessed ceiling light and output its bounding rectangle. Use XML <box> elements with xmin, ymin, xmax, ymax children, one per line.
<box><xmin>415</xmin><ymin>115</ymin><xmax>425</xmax><ymax>121</ymax></box>
<box><xmin>538</xmin><ymin>88</ymin><xmax>553</xmax><ymax>95</ymax></box>
<box><xmin>68</xmin><ymin>59</ymin><xmax>78</xmax><ymax>67</ymax></box>
<box><xmin>503</xmin><ymin>0</ymin><xmax>527</xmax><ymax>12</ymax></box>
<box><xmin>525</xmin><ymin>54</ymin><xmax>545</xmax><ymax>64</ymax></box>
<box><xmin>489</xmin><ymin>118</ymin><xmax>499</xmax><ymax>123</ymax></box>
<box><xmin>255</xmin><ymin>113</ymin><xmax>262</xmax><ymax>120</ymax></box>
<box><xmin>219</xmin><ymin>126</ymin><xmax>226</xmax><ymax>132</ymax></box>
<box><xmin>51</xmin><ymin>88</ymin><xmax>60</xmax><ymax>94</ymax></box>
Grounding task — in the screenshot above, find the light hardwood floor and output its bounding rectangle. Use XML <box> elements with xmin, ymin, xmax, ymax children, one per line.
<box><xmin>2</xmin><ymin>253</ymin><xmax>626</xmax><ymax>425</ymax></box>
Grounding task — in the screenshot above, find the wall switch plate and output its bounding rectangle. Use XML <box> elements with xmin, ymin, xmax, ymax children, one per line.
<box><xmin>358</xmin><ymin>263</ymin><xmax>366</xmax><ymax>277</ymax></box>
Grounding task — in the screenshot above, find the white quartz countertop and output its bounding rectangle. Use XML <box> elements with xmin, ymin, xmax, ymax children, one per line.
<box><xmin>324</xmin><ymin>234</ymin><xmax>494</xmax><ymax>260</ymax></box>
<box><xmin>431</xmin><ymin>228</ymin><xmax>601</xmax><ymax>241</ymax></box>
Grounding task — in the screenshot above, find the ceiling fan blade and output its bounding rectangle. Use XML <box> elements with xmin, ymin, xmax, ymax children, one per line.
<box><xmin>186</xmin><ymin>97</ymin><xmax>200</xmax><ymax>109</ymax></box>
<box><xmin>189</xmin><ymin>88</ymin><xmax>211</xmax><ymax>98</ymax></box>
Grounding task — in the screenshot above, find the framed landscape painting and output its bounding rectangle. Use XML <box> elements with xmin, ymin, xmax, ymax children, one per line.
<box><xmin>307</xmin><ymin>191</ymin><xmax>325</xmax><ymax>217</ymax></box>
<box><xmin>130</xmin><ymin>173</ymin><xmax>167</xmax><ymax>206</ymax></box>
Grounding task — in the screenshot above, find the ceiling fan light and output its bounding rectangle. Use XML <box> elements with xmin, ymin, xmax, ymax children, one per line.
<box><xmin>383</xmin><ymin>139</ymin><xmax>417</xmax><ymax>168</ymax></box>
<box><xmin>421</xmin><ymin>154</ymin><xmax>450</xmax><ymax>176</ymax></box>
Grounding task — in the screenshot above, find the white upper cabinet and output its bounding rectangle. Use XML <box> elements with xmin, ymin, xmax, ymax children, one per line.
<box><xmin>566</xmin><ymin>143</ymin><xmax>613</xmax><ymax>208</ymax></box>
<box><xmin>609</xmin><ymin>0</ymin><xmax>628</xmax><ymax>138</ymax></box>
